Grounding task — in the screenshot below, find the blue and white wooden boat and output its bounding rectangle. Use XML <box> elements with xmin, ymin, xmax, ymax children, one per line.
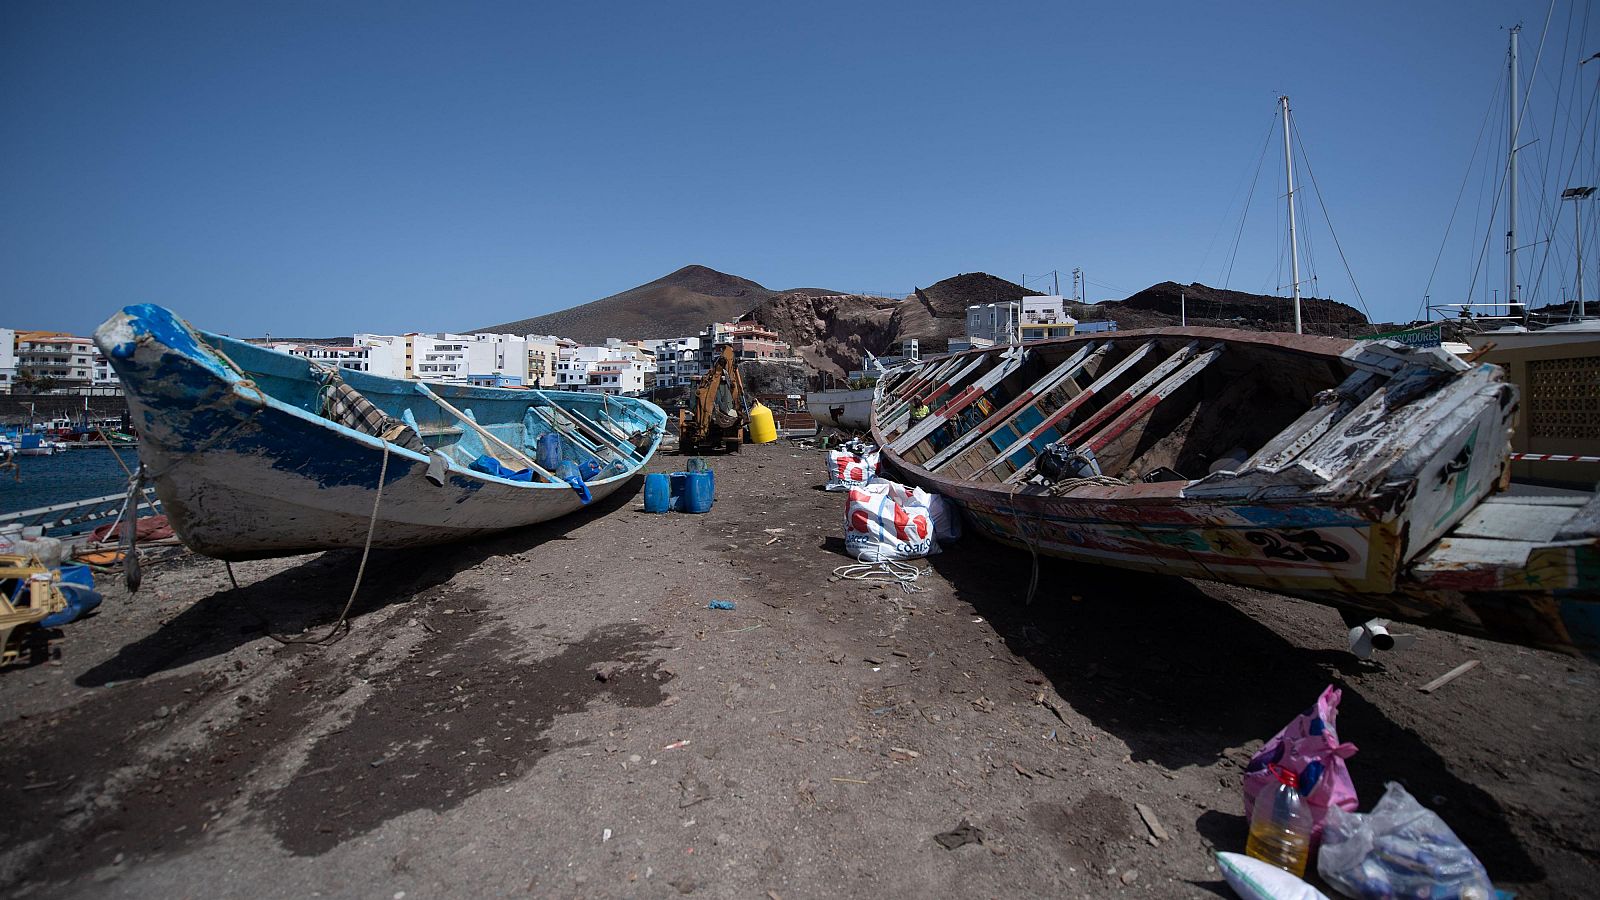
<box><xmin>94</xmin><ymin>304</ymin><xmax>666</xmax><ymax>560</ymax></box>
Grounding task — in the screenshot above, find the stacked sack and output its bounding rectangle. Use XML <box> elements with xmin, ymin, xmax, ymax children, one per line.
<box><xmin>843</xmin><ymin>479</ymin><xmax>961</xmax><ymax>561</ymax></box>
<box><xmin>825</xmin><ymin>439</ymin><xmax>880</xmax><ymax>491</ymax></box>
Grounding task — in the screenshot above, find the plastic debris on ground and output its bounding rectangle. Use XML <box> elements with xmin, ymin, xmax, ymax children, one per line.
<box><xmin>1317</xmin><ymin>782</ymin><xmax>1496</xmax><ymax>900</ymax></box>
<box><xmin>1244</xmin><ymin>685</ymin><xmax>1359</xmax><ymax>842</ymax></box>
<box><xmin>1216</xmin><ymin>852</ymin><xmax>1330</xmax><ymax>900</ymax></box>
<box><xmin>706</xmin><ymin>600</ymin><xmax>736</xmax><ymax>610</ymax></box>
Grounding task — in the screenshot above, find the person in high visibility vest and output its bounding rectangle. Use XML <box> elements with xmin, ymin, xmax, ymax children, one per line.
<box><xmin>910</xmin><ymin>402</ymin><xmax>930</xmax><ymax>423</ymax></box>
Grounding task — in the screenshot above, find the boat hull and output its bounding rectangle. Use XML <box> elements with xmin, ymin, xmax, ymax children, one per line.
<box><xmin>871</xmin><ymin>327</ymin><xmax>1600</xmax><ymax>659</ymax></box>
<box><xmin>806</xmin><ymin>388</ymin><xmax>874</xmax><ymax>430</ymax></box>
<box><xmin>97</xmin><ymin>305</ymin><xmax>665</xmax><ymax>560</ymax></box>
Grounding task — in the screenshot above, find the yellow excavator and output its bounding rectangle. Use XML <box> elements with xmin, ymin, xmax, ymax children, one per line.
<box><xmin>678</xmin><ymin>344</ymin><xmax>747</xmax><ymax>453</ymax></box>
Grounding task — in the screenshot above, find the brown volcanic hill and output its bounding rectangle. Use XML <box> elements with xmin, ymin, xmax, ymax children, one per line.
<box><xmin>892</xmin><ymin>272</ymin><xmax>1042</xmax><ymax>353</ymax></box>
<box><xmin>1100</xmin><ymin>281</ymin><xmax>1369</xmax><ymax>334</ymax></box>
<box><xmin>477</xmin><ymin>265</ymin><xmax>778</xmax><ymax>342</ymax></box>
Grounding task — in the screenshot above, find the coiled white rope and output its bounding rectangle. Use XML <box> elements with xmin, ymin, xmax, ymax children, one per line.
<box><xmin>831</xmin><ymin>552</ymin><xmax>930</xmax><ymax>594</ymax></box>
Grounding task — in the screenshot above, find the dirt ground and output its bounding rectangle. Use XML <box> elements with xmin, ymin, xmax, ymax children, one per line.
<box><xmin>1</xmin><ymin>442</ymin><xmax>1596</xmax><ymax>899</ymax></box>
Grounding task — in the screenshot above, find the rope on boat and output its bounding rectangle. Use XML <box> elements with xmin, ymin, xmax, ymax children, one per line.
<box><xmin>266</xmin><ymin>439</ymin><xmax>391</xmax><ymax>646</ymax></box>
<box><xmin>1008</xmin><ymin>482</ymin><xmax>1042</xmax><ymax>605</ymax></box>
<box><xmin>831</xmin><ymin>551</ymin><xmax>929</xmax><ymax>594</ymax></box>
<box><xmin>1008</xmin><ymin>474</ymin><xmax>1126</xmax><ymax>604</ymax></box>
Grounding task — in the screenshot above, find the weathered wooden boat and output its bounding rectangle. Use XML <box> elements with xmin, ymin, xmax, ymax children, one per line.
<box><xmin>95</xmin><ymin>304</ymin><xmax>666</xmax><ymax>560</ymax></box>
<box><xmin>871</xmin><ymin>328</ymin><xmax>1600</xmax><ymax>660</ymax></box>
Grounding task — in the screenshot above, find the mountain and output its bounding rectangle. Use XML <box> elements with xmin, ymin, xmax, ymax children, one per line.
<box><xmin>892</xmin><ymin>272</ymin><xmax>1042</xmax><ymax>352</ymax></box>
<box><xmin>477</xmin><ymin>265</ymin><xmax>779</xmax><ymax>342</ymax></box>
<box><xmin>1084</xmin><ymin>281</ymin><xmax>1369</xmax><ymax>334</ymax></box>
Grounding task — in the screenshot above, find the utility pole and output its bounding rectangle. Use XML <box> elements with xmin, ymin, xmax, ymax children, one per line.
<box><xmin>1053</xmin><ymin>270</ymin><xmax>1059</xmax><ymax>296</ymax></box>
<box><xmin>1280</xmin><ymin>95</ymin><xmax>1303</xmax><ymax>335</ymax></box>
<box><xmin>1181</xmin><ymin>289</ymin><xmax>1186</xmax><ymax>327</ymax></box>
<box><xmin>1508</xmin><ymin>25</ymin><xmax>1522</xmax><ymax>321</ymax></box>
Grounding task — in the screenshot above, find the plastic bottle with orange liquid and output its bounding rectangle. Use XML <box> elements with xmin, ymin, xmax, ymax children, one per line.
<box><xmin>1245</xmin><ymin>764</ymin><xmax>1313</xmax><ymax>877</ymax></box>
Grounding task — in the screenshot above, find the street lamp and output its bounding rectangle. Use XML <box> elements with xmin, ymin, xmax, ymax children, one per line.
<box><xmin>1562</xmin><ymin>186</ymin><xmax>1596</xmax><ymax>320</ymax></box>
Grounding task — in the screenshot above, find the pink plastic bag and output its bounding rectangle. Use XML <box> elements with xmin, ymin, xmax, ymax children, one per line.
<box><xmin>1243</xmin><ymin>685</ymin><xmax>1359</xmax><ymax>841</ymax></box>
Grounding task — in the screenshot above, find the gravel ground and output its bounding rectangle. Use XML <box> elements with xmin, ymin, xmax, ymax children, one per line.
<box><xmin>1</xmin><ymin>441</ymin><xmax>1595</xmax><ymax>899</ymax></box>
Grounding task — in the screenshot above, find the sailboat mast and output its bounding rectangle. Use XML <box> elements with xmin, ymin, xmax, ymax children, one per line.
<box><xmin>1508</xmin><ymin>25</ymin><xmax>1521</xmax><ymax>319</ymax></box>
<box><xmin>1280</xmin><ymin>95</ymin><xmax>1303</xmax><ymax>335</ymax></box>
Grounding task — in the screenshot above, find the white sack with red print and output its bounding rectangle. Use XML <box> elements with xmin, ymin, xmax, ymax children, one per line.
<box><xmin>825</xmin><ymin>445</ymin><xmax>880</xmax><ymax>491</ymax></box>
<box><xmin>844</xmin><ymin>479</ymin><xmax>940</xmax><ymax>561</ymax></box>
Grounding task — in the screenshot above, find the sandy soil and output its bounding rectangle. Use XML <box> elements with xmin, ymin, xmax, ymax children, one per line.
<box><xmin>1</xmin><ymin>442</ymin><xmax>1595</xmax><ymax>899</ymax></box>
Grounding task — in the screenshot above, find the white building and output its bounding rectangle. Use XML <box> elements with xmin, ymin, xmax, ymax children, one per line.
<box><xmin>90</xmin><ymin>349</ymin><xmax>123</xmax><ymax>394</ymax></box>
<box><xmin>557</xmin><ymin>345</ymin><xmax>656</xmax><ymax>395</ymax></box>
<box><xmin>270</xmin><ymin>342</ymin><xmax>379</xmax><ymax>375</ymax></box>
<box><xmin>0</xmin><ymin>328</ymin><xmax>16</xmax><ymax>393</ymax></box>
<box><xmin>966</xmin><ymin>302</ymin><xmax>1020</xmax><ymax>345</ymax></box>
<box><xmin>653</xmin><ymin>336</ymin><xmax>702</xmax><ymax>388</ymax></box>
<box><xmin>1018</xmin><ymin>296</ymin><xmax>1076</xmax><ymax>342</ymax></box>
<box><xmin>15</xmin><ymin>332</ymin><xmax>95</xmax><ymax>390</ymax></box>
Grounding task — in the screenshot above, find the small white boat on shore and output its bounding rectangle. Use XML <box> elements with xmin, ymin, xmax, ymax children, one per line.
<box><xmin>805</xmin><ymin>387</ymin><xmax>875</xmax><ymax>431</ymax></box>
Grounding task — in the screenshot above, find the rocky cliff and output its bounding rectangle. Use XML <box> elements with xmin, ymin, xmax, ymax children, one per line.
<box><xmin>743</xmin><ymin>293</ymin><xmax>900</xmax><ymax>378</ymax></box>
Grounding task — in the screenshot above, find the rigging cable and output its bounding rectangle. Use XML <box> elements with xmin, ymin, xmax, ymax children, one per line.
<box><xmin>1509</xmin><ymin>0</ymin><xmax>1558</xmax><ymax>301</ymax></box>
<box><xmin>1291</xmin><ymin>120</ymin><xmax>1371</xmax><ymax>321</ymax></box>
<box><xmin>1422</xmin><ymin>72</ymin><xmax>1506</xmax><ymax>320</ymax></box>
<box><xmin>1223</xmin><ymin>116</ymin><xmax>1279</xmax><ymax>291</ymax></box>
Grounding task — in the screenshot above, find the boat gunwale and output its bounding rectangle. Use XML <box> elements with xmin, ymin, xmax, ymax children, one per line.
<box><xmin>106</xmin><ymin>307</ymin><xmax>666</xmax><ymax>493</ymax></box>
<box><xmin>870</xmin><ymin>324</ymin><xmax>1455</xmax><ymax>507</ymax></box>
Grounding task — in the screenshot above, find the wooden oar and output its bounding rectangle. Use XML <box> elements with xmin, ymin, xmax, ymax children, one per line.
<box><xmin>530</xmin><ymin>390</ymin><xmax>643</xmax><ymax>462</ymax></box>
<box><xmin>414</xmin><ymin>383</ymin><xmax>559</xmax><ymax>483</ymax></box>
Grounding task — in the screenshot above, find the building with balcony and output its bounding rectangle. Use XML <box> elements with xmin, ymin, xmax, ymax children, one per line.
<box><xmin>1018</xmin><ymin>296</ymin><xmax>1076</xmax><ymax>342</ymax></box>
<box><xmin>15</xmin><ymin>331</ymin><xmax>95</xmax><ymax>390</ymax></box>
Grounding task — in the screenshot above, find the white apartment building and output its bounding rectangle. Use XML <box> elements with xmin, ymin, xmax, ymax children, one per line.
<box><xmin>0</xmin><ymin>328</ymin><xmax>16</xmax><ymax>393</ymax></box>
<box><xmin>653</xmin><ymin>336</ymin><xmax>702</xmax><ymax>388</ymax></box>
<box><xmin>270</xmin><ymin>342</ymin><xmax>378</xmax><ymax>374</ymax></box>
<box><xmin>90</xmin><ymin>349</ymin><xmax>123</xmax><ymax>394</ymax></box>
<box><xmin>557</xmin><ymin>345</ymin><xmax>656</xmax><ymax>395</ymax></box>
<box><xmin>1018</xmin><ymin>296</ymin><xmax>1076</xmax><ymax>342</ymax></box>
<box><xmin>966</xmin><ymin>302</ymin><xmax>1020</xmax><ymax>345</ymax></box>
<box><xmin>16</xmin><ymin>332</ymin><xmax>95</xmax><ymax>390</ymax></box>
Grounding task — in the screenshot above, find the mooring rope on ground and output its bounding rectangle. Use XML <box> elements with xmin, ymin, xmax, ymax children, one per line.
<box><xmin>260</xmin><ymin>439</ymin><xmax>392</xmax><ymax>647</ymax></box>
<box><xmin>832</xmin><ymin>552</ymin><xmax>929</xmax><ymax>594</ymax></box>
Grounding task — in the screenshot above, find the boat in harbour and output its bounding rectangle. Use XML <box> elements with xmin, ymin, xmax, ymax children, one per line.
<box><xmin>95</xmin><ymin>304</ymin><xmax>667</xmax><ymax>560</ymax></box>
<box><xmin>870</xmin><ymin>328</ymin><xmax>1600</xmax><ymax>660</ymax></box>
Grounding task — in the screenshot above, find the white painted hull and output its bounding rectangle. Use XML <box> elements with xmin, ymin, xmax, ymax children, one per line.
<box><xmin>97</xmin><ymin>304</ymin><xmax>666</xmax><ymax>561</ymax></box>
<box><xmin>806</xmin><ymin>388</ymin><xmax>875</xmax><ymax>430</ymax></box>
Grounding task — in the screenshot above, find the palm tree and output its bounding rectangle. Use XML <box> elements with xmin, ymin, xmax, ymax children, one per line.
<box><xmin>14</xmin><ymin>368</ymin><xmax>59</xmax><ymax>395</ymax></box>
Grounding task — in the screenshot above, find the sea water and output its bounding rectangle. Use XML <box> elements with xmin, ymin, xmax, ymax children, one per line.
<box><xmin>0</xmin><ymin>448</ymin><xmax>142</xmax><ymax>514</ymax></box>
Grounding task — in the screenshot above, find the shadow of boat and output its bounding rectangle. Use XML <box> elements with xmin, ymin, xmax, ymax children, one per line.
<box><xmin>76</xmin><ymin>476</ymin><xmax>641</xmax><ymax>687</ymax></box>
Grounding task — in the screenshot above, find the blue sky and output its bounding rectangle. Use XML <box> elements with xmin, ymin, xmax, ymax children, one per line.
<box><xmin>3</xmin><ymin>1</ymin><xmax>1596</xmax><ymax>336</ymax></box>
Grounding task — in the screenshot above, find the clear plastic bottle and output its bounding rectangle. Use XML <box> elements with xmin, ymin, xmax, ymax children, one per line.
<box><xmin>1245</xmin><ymin>764</ymin><xmax>1313</xmax><ymax>877</ymax></box>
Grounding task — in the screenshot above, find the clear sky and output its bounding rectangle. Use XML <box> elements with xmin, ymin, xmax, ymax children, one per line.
<box><xmin>3</xmin><ymin>0</ymin><xmax>1596</xmax><ymax>337</ymax></box>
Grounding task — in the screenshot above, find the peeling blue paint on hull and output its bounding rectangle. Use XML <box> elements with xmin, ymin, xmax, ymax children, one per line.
<box><xmin>94</xmin><ymin>305</ymin><xmax>667</xmax><ymax>561</ymax></box>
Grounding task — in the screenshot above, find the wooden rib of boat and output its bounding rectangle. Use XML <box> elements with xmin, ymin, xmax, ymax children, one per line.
<box><xmin>95</xmin><ymin>304</ymin><xmax>666</xmax><ymax>561</ymax></box>
<box><xmin>871</xmin><ymin>327</ymin><xmax>1600</xmax><ymax>660</ymax></box>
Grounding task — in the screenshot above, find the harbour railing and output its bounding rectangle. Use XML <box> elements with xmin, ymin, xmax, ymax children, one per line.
<box><xmin>0</xmin><ymin>488</ymin><xmax>163</xmax><ymax>539</ymax></box>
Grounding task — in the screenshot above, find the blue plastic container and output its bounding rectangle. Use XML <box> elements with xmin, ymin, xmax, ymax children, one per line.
<box><xmin>681</xmin><ymin>470</ymin><xmax>714</xmax><ymax>513</ymax></box>
<box><xmin>643</xmin><ymin>472</ymin><xmax>671</xmax><ymax>513</ymax></box>
<box><xmin>39</xmin><ymin>564</ymin><xmax>103</xmax><ymax>627</ymax></box>
<box><xmin>667</xmin><ymin>472</ymin><xmax>689</xmax><ymax>511</ymax></box>
<box><xmin>536</xmin><ymin>432</ymin><xmax>563</xmax><ymax>472</ymax></box>
<box><xmin>556</xmin><ymin>460</ymin><xmax>591</xmax><ymax>505</ymax></box>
